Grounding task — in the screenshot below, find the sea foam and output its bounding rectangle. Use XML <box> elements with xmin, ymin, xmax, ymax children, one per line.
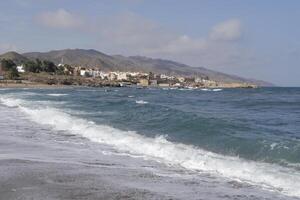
<box><xmin>47</xmin><ymin>93</ymin><xmax>68</xmax><ymax>97</ymax></box>
<box><xmin>135</xmin><ymin>100</ymin><xmax>149</xmax><ymax>104</ymax></box>
<box><xmin>1</xmin><ymin>97</ymin><xmax>300</xmax><ymax>198</ymax></box>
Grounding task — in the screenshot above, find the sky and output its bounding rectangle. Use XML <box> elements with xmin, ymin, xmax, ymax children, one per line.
<box><xmin>0</xmin><ymin>0</ymin><xmax>299</xmax><ymax>86</ymax></box>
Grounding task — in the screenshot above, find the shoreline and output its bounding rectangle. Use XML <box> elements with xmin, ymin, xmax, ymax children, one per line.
<box><xmin>0</xmin><ymin>81</ymin><xmax>258</xmax><ymax>89</ymax></box>
<box><xmin>0</xmin><ymin>105</ymin><xmax>173</xmax><ymax>200</ymax></box>
<box><xmin>0</xmin><ymin>91</ymin><xmax>296</xmax><ymax>200</ymax></box>
<box><xmin>0</xmin><ymin>82</ymin><xmax>73</xmax><ymax>89</ymax></box>
<box><xmin>0</xmin><ymin>73</ymin><xmax>258</xmax><ymax>89</ymax></box>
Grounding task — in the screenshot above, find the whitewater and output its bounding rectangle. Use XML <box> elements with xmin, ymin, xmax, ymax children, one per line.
<box><xmin>1</xmin><ymin>89</ymin><xmax>300</xmax><ymax>199</ymax></box>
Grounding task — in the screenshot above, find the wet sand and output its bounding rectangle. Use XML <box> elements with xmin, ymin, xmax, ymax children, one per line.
<box><xmin>0</xmin><ymin>105</ymin><xmax>174</xmax><ymax>200</ymax></box>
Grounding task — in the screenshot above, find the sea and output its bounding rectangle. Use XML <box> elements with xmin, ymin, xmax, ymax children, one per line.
<box><xmin>0</xmin><ymin>87</ymin><xmax>299</xmax><ymax>199</ymax></box>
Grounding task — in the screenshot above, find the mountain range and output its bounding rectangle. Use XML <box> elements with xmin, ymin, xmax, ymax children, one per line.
<box><xmin>0</xmin><ymin>49</ymin><xmax>272</xmax><ymax>86</ymax></box>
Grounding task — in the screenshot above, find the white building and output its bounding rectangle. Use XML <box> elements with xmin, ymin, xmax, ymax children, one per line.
<box><xmin>178</xmin><ymin>77</ymin><xmax>185</xmax><ymax>83</ymax></box>
<box><xmin>195</xmin><ymin>77</ymin><xmax>203</xmax><ymax>83</ymax></box>
<box><xmin>91</xmin><ymin>70</ymin><xmax>102</xmax><ymax>78</ymax></box>
<box><xmin>99</xmin><ymin>71</ymin><xmax>109</xmax><ymax>80</ymax></box>
<box><xmin>160</xmin><ymin>74</ymin><xmax>168</xmax><ymax>79</ymax></box>
<box><xmin>17</xmin><ymin>65</ymin><xmax>25</xmax><ymax>73</ymax></box>
<box><xmin>80</xmin><ymin>69</ymin><xmax>88</xmax><ymax>76</ymax></box>
<box><xmin>128</xmin><ymin>72</ymin><xmax>139</xmax><ymax>77</ymax></box>
<box><xmin>108</xmin><ymin>72</ymin><xmax>118</xmax><ymax>81</ymax></box>
<box><xmin>173</xmin><ymin>83</ymin><xmax>181</xmax><ymax>87</ymax></box>
<box><xmin>117</xmin><ymin>72</ymin><xmax>128</xmax><ymax>81</ymax></box>
<box><xmin>58</xmin><ymin>57</ymin><xmax>64</xmax><ymax>67</ymax></box>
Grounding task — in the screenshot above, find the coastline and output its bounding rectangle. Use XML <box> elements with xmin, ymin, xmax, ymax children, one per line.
<box><xmin>0</xmin><ymin>89</ymin><xmax>298</xmax><ymax>200</ymax></box>
<box><xmin>0</xmin><ymin>71</ymin><xmax>258</xmax><ymax>89</ymax></box>
<box><xmin>0</xmin><ymin>81</ymin><xmax>72</xmax><ymax>89</ymax></box>
<box><xmin>0</xmin><ymin>79</ymin><xmax>257</xmax><ymax>89</ymax></box>
<box><xmin>0</xmin><ymin>105</ymin><xmax>174</xmax><ymax>200</ymax></box>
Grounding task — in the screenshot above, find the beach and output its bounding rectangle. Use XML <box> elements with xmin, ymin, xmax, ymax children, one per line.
<box><xmin>0</xmin><ymin>105</ymin><xmax>179</xmax><ymax>200</ymax></box>
<box><xmin>0</xmin><ymin>87</ymin><xmax>299</xmax><ymax>200</ymax></box>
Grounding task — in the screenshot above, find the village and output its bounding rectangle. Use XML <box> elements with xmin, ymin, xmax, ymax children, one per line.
<box><xmin>0</xmin><ymin>58</ymin><xmax>256</xmax><ymax>88</ymax></box>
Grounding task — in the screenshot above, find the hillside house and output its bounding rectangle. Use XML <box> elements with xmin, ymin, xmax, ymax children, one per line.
<box><xmin>80</xmin><ymin>68</ymin><xmax>87</xmax><ymax>76</ymax></box>
<box><xmin>17</xmin><ymin>65</ymin><xmax>25</xmax><ymax>73</ymax></box>
<box><xmin>58</xmin><ymin>57</ymin><xmax>64</xmax><ymax>67</ymax></box>
<box><xmin>160</xmin><ymin>74</ymin><xmax>168</xmax><ymax>79</ymax></box>
<box><xmin>116</xmin><ymin>72</ymin><xmax>128</xmax><ymax>81</ymax></box>
<box><xmin>99</xmin><ymin>71</ymin><xmax>109</xmax><ymax>80</ymax></box>
<box><xmin>178</xmin><ymin>77</ymin><xmax>185</xmax><ymax>83</ymax></box>
<box><xmin>108</xmin><ymin>72</ymin><xmax>118</xmax><ymax>81</ymax></box>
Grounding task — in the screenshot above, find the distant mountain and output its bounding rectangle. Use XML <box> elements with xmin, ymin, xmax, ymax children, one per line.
<box><xmin>0</xmin><ymin>49</ymin><xmax>272</xmax><ymax>86</ymax></box>
<box><xmin>0</xmin><ymin>51</ymin><xmax>28</xmax><ymax>64</ymax></box>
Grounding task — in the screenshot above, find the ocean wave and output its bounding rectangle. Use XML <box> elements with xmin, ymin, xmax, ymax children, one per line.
<box><xmin>1</xmin><ymin>97</ymin><xmax>300</xmax><ymax>198</ymax></box>
<box><xmin>201</xmin><ymin>88</ymin><xmax>223</xmax><ymax>92</ymax></box>
<box><xmin>64</xmin><ymin>109</ymin><xmax>116</xmax><ymax>116</ymax></box>
<box><xmin>179</xmin><ymin>88</ymin><xmax>192</xmax><ymax>91</ymax></box>
<box><xmin>270</xmin><ymin>142</ymin><xmax>278</xmax><ymax>150</ymax></box>
<box><xmin>0</xmin><ymin>98</ymin><xmax>24</xmax><ymax>107</ymax></box>
<box><xmin>136</xmin><ymin>100</ymin><xmax>149</xmax><ymax>104</ymax></box>
<box><xmin>47</xmin><ymin>93</ymin><xmax>69</xmax><ymax>97</ymax></box>
<box><xmin>213</xmin><ymin>89</ymin><xmax>223</xmax><ymax>92</ymax></box>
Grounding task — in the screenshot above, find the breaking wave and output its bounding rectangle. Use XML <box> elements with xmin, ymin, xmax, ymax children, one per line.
<box><xmin>135</xmin><ymin>100</ymin><xmax>149</xmax><ymax>104</ymax></box>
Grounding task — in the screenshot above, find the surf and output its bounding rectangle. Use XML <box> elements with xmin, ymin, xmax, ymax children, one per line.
<box><xmin>1</xmin><ymin>96</ymin><xmax>300</xmax><ymax>198</ymax></box>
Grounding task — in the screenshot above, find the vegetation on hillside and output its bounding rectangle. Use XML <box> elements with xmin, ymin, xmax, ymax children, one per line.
<box><xmin>0</xmin><ymin>58</ymin><xmax>67</xmax><ymax>80</ymax></box>
<box><xmin>0</xmin><ymin>59</ymin><xmax>19</xmax><ymax>79</ymax></box>
<box><xmin>23</xmin><ymin>59</ymin><xmax>58</xmax><ymax>73</ymax></box>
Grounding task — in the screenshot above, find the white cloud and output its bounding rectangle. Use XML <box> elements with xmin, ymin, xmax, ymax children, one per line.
<box><xmin>121</xmin><ymin>17</ymin><xmax>247</xmax><ymax>68</ymax></box>
<box><xmin>87</xmin><ymin>14</ymin><xmax>252</xmax><ymax>69</ymax></box>
<box><xmin>209</xmin><ymin>19</ymin><xmax>242</xmax><ymax>41</ymax></box>
<box><xmin>34</xmin><ymin>11</ymin><xmax>253</xmax><ymax>70</ymax></box>
<box><xmin>36</xmin><ymin>9</ymin><xmax>84</xmax><ymax>29</ymax></box>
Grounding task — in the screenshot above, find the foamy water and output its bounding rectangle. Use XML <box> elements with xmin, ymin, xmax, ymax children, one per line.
<box><xmin>47</xmin><ymin>93</ymin><xmax>69</xmax><ymax>97</ymax></box>
<box><xmin>1</xmin><ymin>96</ymin><xmax>300</xmax><ymax>198</ymax></box>
<box><xmin>135</xmin><ymin>100</ymin><xmax>149</xmax><ymax>104</ymax></box>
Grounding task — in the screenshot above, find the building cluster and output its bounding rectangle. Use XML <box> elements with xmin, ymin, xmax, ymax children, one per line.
<box><xmin>1</xmin><ymin>60</ymin><xmax>218</xmax><ymax>88</ymax></box>
<box><xmin>72</xmin><ymin>66</ymin><xmax>217</xmax><ymax>88</ymax></box>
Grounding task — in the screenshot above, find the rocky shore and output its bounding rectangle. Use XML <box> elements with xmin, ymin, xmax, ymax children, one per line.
<box><xmin>0</xmin><ymin>73</ymin><xmax>258</xmax><ymax>89</ymax></box>
<box><xmin>0</xmin><ymin>74</ymin><xmax>123</xmax><ymax>88</ymax></box>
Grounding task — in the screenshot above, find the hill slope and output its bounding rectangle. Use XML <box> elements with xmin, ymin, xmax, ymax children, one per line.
<box><xmin>1</xmin><ymin>49</ymin><xmax>272</xmax><ymax>85</ymax></box>
<box><xmin>0</xmin><ymin>51</ymin><xmax>28</xmax><ymax>64</ymax></box>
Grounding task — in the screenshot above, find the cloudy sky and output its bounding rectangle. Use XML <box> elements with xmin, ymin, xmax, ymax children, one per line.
<box><xmin>0</xmin><ymin>0</ymin><xmax>299</xmax><ymax>86</ymax></box>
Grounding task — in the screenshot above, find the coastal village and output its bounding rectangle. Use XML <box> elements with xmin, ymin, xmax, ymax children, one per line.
<box><xmin>0</xmin><ymin>57</ymin><xmax>257</xmax><ymax>88</ymax></box>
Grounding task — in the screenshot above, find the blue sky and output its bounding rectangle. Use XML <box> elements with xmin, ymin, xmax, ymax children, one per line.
<box><xmin>0</xmin><ymin>0</ymin><xmax>299</xmax><ymax>86</ymax></box>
